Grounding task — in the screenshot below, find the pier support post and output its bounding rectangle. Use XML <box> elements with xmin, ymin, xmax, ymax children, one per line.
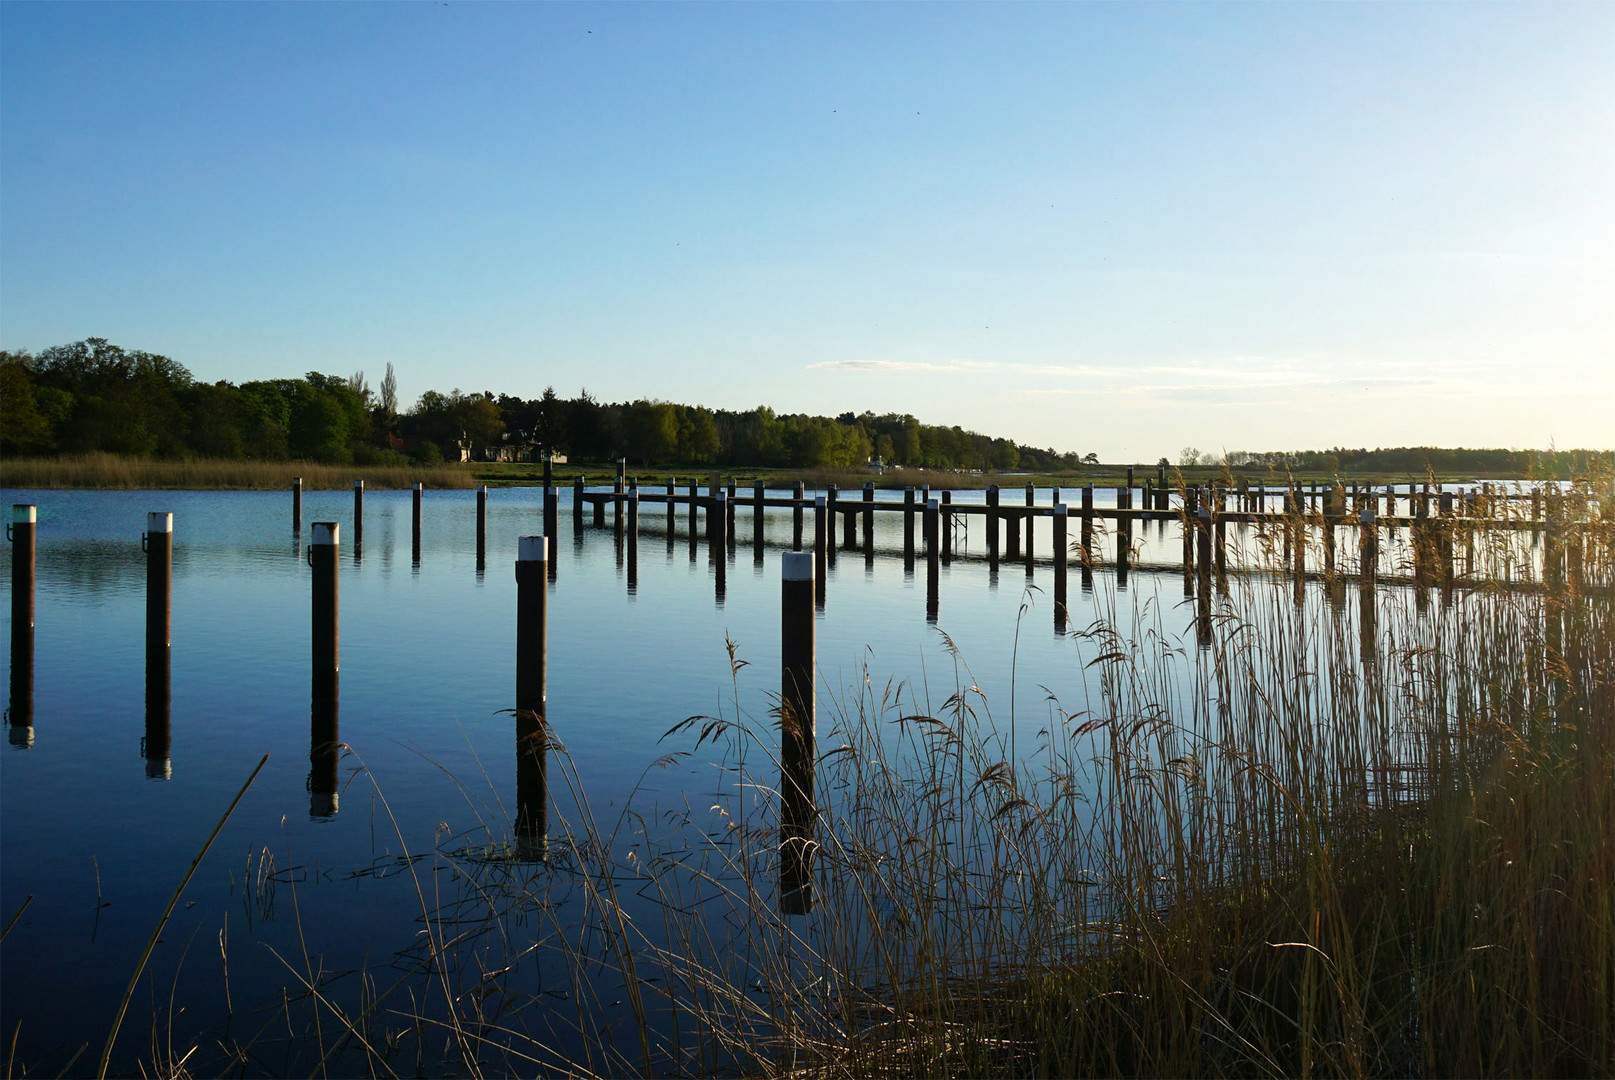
<box><xmin>352</xmin><ymin>481</ymin><xmax>364</xmax><ymax>547</ymax></box>
<box><xmin>516</xmin><ymin>536</ymin><xmax>548</xmax><ymax>846</ymax></box>
<box><xmin>627</xmin><ymin>489</ymin><xmax>639</xmax><ymax>593</ymax></box>
<box><xmin>940</xmin><ymin>490</ymin><xmax>953</xmax><ymax>563</ymax></box>
<box><xmin>987</xmin><ymin>485</ymin><xmax>1000</xmax><ymax>569</ymax></box>
<box><xmin>903</xmin><ymin>487</ymin><xmax>916</xmax><ymax>569</ymax></box>
<box><xmin>144</xmin><ymin>512</ymin><xmax>173</xmax><ymax>775</ymax></box>
<box><xmin>476</xmin><ymin>485</ymin><xmax>488</xmax><ymax>567</ymax></box>
<box><xmin>8</xmin><ymin>505</ymin><xmax>35</xmax><ymax>741</ymax></box>
<box><xmin>292</xmin><ymin>478</ymin><xmax>302</xmax><ymax>532</ymax></box>
<box><xmin>925</xmin><ymin>498</ymin><xmax>940</xmax><ymax>624</ymax></box>
<box><xmin>412</xmin><ymin>482</ymin><xmax>423</xmax><ymax>564</ymax></box>
<box><xmin>311</xmin><ymin>523</ymin><xmax>339</xmax><ymax>681</ymax></box>
<box><xmin>813</xmin><ymin>496</ymin><xmax>827</xmax><ymax>609</ymax></box>
<box><xmin>573</xmin><ymin>476</ymin><xmax>585</xmax><ymax>531</ymax></box>
<box><xmin>780</xmin><ymin>551</ymin><xmax>816</xmax><ymax>914</ymax></box>
<box><xmin>310</xmin><ymin>519</ymin><xmax>341</xmax><ymax>811</ymax></box>
<box><xmin>1053</xmin><ymin>504</ymin><xmax>1068</xmax><ymax>634</ymax></box>
<box><xmin>825</xmin><ymin>486</ymin><xmax>838</xmax><ymax>565</ymax></box>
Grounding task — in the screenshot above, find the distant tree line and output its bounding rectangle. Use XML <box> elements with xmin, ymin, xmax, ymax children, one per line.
<box><xmin>0</xmin><ymin>339</ymin><xmax>1090</xmax><ymax>470</ymax></box>
<box><xmin>1180</xmin><ymin>445</ymin><xmax>1613</xmax><ymax>479</ymax></box>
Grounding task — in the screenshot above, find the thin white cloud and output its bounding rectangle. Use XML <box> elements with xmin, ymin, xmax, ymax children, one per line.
<box><xmin>807</xmin><ymin>358</ymin><xmax>1101</xmax><ymax>377</ymax></box>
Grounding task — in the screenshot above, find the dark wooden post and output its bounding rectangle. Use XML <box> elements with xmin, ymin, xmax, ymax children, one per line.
<box><xmin>1005</xmin><ymin>488</ymin><xmax>1021</xmax><ymax>560</ymax></box>
<box><xmin>8</xmin><ymin>505</ymin><xmax>36</xmax><ymax>740</ymax></box>
<box><xmin>780</xmin><ymin>551</ymin><xmax>816</xmax><ymax>914</ymax></box>
<box><xmin>412</xmin><ymin>482</ymin><xmax>423</xmax><ymax>564</ymax></box>
<box><xmin>813</xmin><ymin>495</ymin><xmax>827</xmax><ymax>609</ymax></box>
<box><xmin>573</xmin><ymin>475</ymin><xmax>585</xmax><ymax>530</ymax></box>
<box><xmin>924</xmin><ymin>498</ymin><xmax>940</xmax><ymax>624</ymax></box>
<box><xmin>940</xmin><ymin>490</ymin><xmax>953</xmax><ymax>563</ymax></box>
<box><xmin>1053</xmin><ymin>503</ymin><xmax>1068</xmax><ymax>633</ymax></box>
<box><xmin>1196</xmin><ymin>503</ymin><xmax>1213</xmax><ymax>588</ymax></box>
<box><xmin>1184</xmin><ymin>485</ymin><xmax>1198</xmax><ymax>568</ymax></box>
<box><xmin>986</xmin><ymin>485</ymin><xmax>1000</xmax><ymax>568</ymax></box>
<box><xmin>862</xmin><ymin>483</ymin><xmax>875</xmax><ymax>555</ymax></box>
<box><xmin>352</xmin><ymin>481</ymin><xmax>364</xmax><ymax>546</ymax></box>
<box><xmin>627</xmin><ymin>488</ymin><xmax>639</xmax><ymax>593</ymax></box>
<box><xmin>1157</xmin><ymin>463</ymin><xmax>1168</xmax><ymax>510</ymax></box>
<box><xmin>310</xmin><ymin>660</ymin><xmax>340</xmax><ymax>818</ymax></box>
<box><xmin>841</xmin><ymin>484</ymin><xmax>856</xmax><ymax>549</ymax></box>
<box><xmin>903</xmin><ymin>487</ymin><xmax>916</xmax><ymax>567</ymax></box>
<box><xmin>1439</xmin><ymin>489</ymin><xmax>1455</xmax><ymax>586</ymax></box>
<box><xmin>292</xmin><ymin>477</ymin><xmax>302</xmax><ymax>532</ymax></box>
<box><xmin>516</xmin><ymin>535</ymin><xmax>548</xmax><ymax>845</ymax></box>
<box><xmin>727</xmin><ymin>480</ymin><xmax>738</xmax><ymax>547</ymax></box>
<box><xmin>142</xmin><ymin>511</ymin><xmax>173</xmax><ymax>777</ymax></box>
<box><xmin>793</xmin><ymin>481</ymin><xmax>806</xmax><ymax>550</ymax></box>
<box><xmin>1214</xmin><ymin>490</ymin><xmax>1227</xmax><ymax>578</ymax></box>
<box><xmin>825</xmin><ymin>485</ymin><xmax>838</xmax><ymax>565</ymax></box>
<box><xmin>1360</xmin><ymin>503</ymin><xmax>1378</xmax><ymax>580</ymax></box>
<box><xmin>476</xmin><ymin>484</ymin><xmax>488</xmax><ymax>566</ymax></box>
<box><xmin>1023</xmin><ymin>484</ymin><xmax>1035</xmax><ymax>574</ymax></box>
<box><xmin>707</xmin><ymin>487</ymin><xmax>724</xmax><ymax>558</ymax></box>
<box><xmin>753</xmin><ymin>480</ymin><xmax>766</xmax><ymax>556</ymax></box>
<box><xmin>311</xmin><ymin>522</ymin><xmax>340</xmax><ymax>681</ymax></box>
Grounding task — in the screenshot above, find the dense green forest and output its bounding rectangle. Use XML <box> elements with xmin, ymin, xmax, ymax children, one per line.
<box><xmin>2</xmin><ymin>339</ymin><xmax>1608</xmax><ymax>476</ymax></box>
<box><xmin>0</xmin><ymin>338</ymin><xmax>1076</xmax><ymax>470</ymax></box>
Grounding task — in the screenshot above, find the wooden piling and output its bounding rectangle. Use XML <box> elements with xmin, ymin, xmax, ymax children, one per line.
<box><xmin>8</xmin><ymin>505</ymin><xmax>35</xmax><ymax>738</ymax></box>
<box><xmin>814</xmin><ymin>496</ymin><xmax>827</xmax><ymax>609</ymax></box>
<box><xmin>1081</xmin><ymin>485</ymin><xmax>1094</xmax><ymax>568</ymax></box>
<box><xmin>780</xmin><ymin>551</ymin><xmax>816</xmax><ymax>913</ymax></box>
<box><xmin>412</xmin><ymin>482</ymin><xmax>423</xmax><ymax>563</ymax></box>
<box><xmin>144</xmin><ymin>512</ymin><xmax>173</xmax><ymax>770</ymax></box>
<box><xmin>292</xmin><ymin>477</ymin><xmax>302</xmax><ymax>532</ymax></box>
<box><xmin>940</xmin><ymin>490</ymin><xmax>953</xmax><ymax>563</ymax></box>
<box><xmin>987</xmin><ymin>485</ymin><xmax>1000</xmax><ymax>568</ymax></box>
<box><xmin>1023</xmin><ymin>486</ymin><xmax>1035</xmax><ymax>574</ymax></box>
<box><xmin>826</xmin><ymin>485</ymin><xmax>838</xmax><ymax>565</ymax></box>
<box><xmin>310</xmin><ymin>523</ymin><xmax>340</xmax><ymax>681</ymax></box>
<box><xmin>862</xmin><ymin>483</ymin><xmax>875</xmax><ymax>555</ymax></box>
<box><xmin>924</xmin><ymin>498</ymin><xmax>939</xmax><ymax>624</ymax></box>
<box><xmin>573</xmin><ymin>476</ymin><xmax>585</xmax><ymax>530</ymax></box>
<box><xmin>1053</xmin><ymin>503</ymin><xmax>1068</xmax><ymax>632</ymax></box>
<box><xmin>352</xmin><ymin>481</ymin><xmax>364</xmax><ymax>545</ymax></box>
<box><xmin>515</xmin><ymin>535</ymin><xmax>548</xmax><ymax>843</ymax></box>
<box><xmin>793</xmin><ymin>481</ymin><xmax>806</xmax><ymax>550</ymax></box>
<box><xmin>627</xmin><ymin>490</ymin><xmax>639</xmax><ymax>592</ymax></box>
<box><xmin>476</xmin><ymin>485</ymin><xmax>488</xmax><ymax>566</ymax></box>
<box><xmin>903</xmin><ymin>487</ymin><xmax>916</xmax><ymax>566</ymax></box>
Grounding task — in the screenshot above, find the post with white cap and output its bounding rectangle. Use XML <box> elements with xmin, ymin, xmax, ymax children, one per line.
<box><xmin>8</xmin><ymin>504</ymin><xmax>36</xmax><ymax>740</ymax></box>
<box><xmin>1053</xmin><ymin>503</ymin><xmax>1069</xmax><ymax>633</ymax></box>
<box><xmin>516</xmin><ymin>535</ymin><xmax>548</xmax><ymax>844</ymax></box>
<box><xmin>309</xmin><ymin>522</ymin><xmax>341</xmax><ymax>815</ymax></box>
<box><xmin>144</xmin><ymin>512</ymin><xmax>173</xmax><ymax>778</ymax></box>
<box><xmin>780</xmin><ymin>551</ymin><xmax>816</xmax><ymax>913</ymax></box>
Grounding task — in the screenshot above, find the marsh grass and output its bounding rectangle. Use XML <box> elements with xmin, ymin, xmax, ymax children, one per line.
<box><xmin>29</xmin><ymin>476</ymin><xmax>1613</xmax><ymax>1078</ymax></box>
<box><xmin>0</xmin><ymin>453</ymin><xmax>474</xmax><ymax>490</ymax></box>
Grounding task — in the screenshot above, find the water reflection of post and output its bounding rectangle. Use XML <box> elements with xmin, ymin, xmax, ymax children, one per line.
<box><xmin>145</xmin><ymin>513</ymin><xmax>173</xmax><ymax>779</ymax></box>
<box><xmin>780</xmin><ymin>552</ymin><xmax>816</xmax><ymax>915</ymax></box>
<box><xmin>8</xmin><ymin>505</ymin><xmax>35</xmax><ymax>745</ymax></box>
<box><xmin>310</xmin><ymin>522</ymin><xmax>341</xmax><ymax>817</ymax></box>
<box><xmin>515</xmin><ymin>536</ymin><xmax>548</xmax><ymax>854</ymax></box>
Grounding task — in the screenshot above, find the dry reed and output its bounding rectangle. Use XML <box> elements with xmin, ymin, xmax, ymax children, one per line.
<box><xmin>0</xmin><ymin>453</ymin><xmax>475</xmax><ymax>490</ymax></box>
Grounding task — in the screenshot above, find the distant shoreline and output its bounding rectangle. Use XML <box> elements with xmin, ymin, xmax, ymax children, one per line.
<box><xmin>0</xmin><ymin>452</ymin><xmax>1588</xmax><ymax>492</ymax></box>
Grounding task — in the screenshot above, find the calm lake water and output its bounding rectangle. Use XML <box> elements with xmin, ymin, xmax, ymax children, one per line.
<box><xmin>0</xmin><ymin>483</ymin><xmax>1509</xmax><ymax>1074</ymax></box>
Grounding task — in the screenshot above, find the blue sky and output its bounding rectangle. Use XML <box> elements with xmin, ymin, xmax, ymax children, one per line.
<box><xmin>3</xmin><ymin>2</ymin><xmax>1610</xmax><ymax>459</ymax></box>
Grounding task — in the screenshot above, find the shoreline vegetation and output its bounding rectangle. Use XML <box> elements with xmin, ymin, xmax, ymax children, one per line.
<box><xmin>5</xmin><ymin>451</ymin><xmax>1613</xmax><ymax>493</ymax></box>
<box><xmin>8</xmin><ymin>474</ymin><xmax>1609</xmax><ymax>1077</ymax></box>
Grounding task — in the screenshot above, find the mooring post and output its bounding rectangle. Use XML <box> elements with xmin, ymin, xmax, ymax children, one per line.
<box><xmin>573</xmin><ymin>475</ymin><xmax>585</xmax><ymax>531</ymax></box>
<box><xmin>143</xmin><ymin>512</ymin><xmax>173</xmax><ymax>778</ymax></box>
<box><xmin>841</xmin><ymin>484</ymin><xmax>856</xmax><ymax>549</ymax></box>
<box><xmin>940</xmin><ymin>489</ymin><xmax>953</xmax><ymax>563</ymax></box>
<box><xmin>1080</xmin><ymin>485</ymin><xmax>1094</xmax><ymax>568</ymax></box>
<box><xmin>924</xmin><ymin>498</ymin><xmax>940</xmax><ymax>624</ymax></box>
<box><xmin>292</xmin><ymin>477</ymin><xmax>302</xmax><ymax>532</ymax></box>
<box><xmin>792</xmin><ymin>481</ymin><xmax>806</xmax><ymax>550</ymax></box>
<box><xmin>1439</xmin><ymin>490</ymin><xmax>1455</xmax><ymax>586</ymax></box>
<box><xmin>144</xmin><ymin>508</ymin><xmax>173</xmax><ymax>736</ymax></box>
<box><xmin>986</xmin><ymin>485</ymin><xmax>1000</xmax><ymax>568</ymax></box>
<box><xmin>352</xmin><ymin>481</ymin><xmax>364</xmax><ymax>546</ymax></box>
<box><xmin>515</xmin><ymin>535</ymin><xmax>548</xmax><ymax>844</ymax></box>
<box><xmin>310</xmin><ymin>661</ymin><xmax>340</xmax><ymax>818</ymax></box>
<box><xmin>1215</xmin><ymin>492</ymin><xmax>1227</xmax><ymax>578</ymax></box>
<box><xmin>706</xmin><ymin>487</ymin><xmax>723</xmax><ymax>559</ymax></box>
<box><xmin>412</xmin><ymin>482</ymin><xmax>424</xmax><ymax>563</ymax></box>
<box><xmin>1023</xmin><ymin>484</ymin><xmax>1036</xmax><ymax>574</ymax></box>
<box><xmin>476</xmin><ymin>484</ymin><xmax>488</xmax><ymax>566</ymax></box>
<box><xmin>1157</xmin><ymin>463</ymin><xmax>1168</xmax><ymax>510</ymax></box>
<box><xmin>627</xmin><ymin>489</ymin><xmax>639</xmax><ymax>593</ymax></box>
<box><xmin>727</xmin><ymin>480</ymin><xmax>738</xmax><ymax>547</ymax></box>
<box><xmin>813</xmin><ymin>495</ymin><xmax>827</xmax><ymax>608</ymax></box>
<box><xmin>1183</xmin><ymin>486</ymin><xmax>1198</xmax><ymax>568</ymax></box>
<box><xmin>825</xmin><ymin>485</ymin><xmax>838</xmax><ymax>565</ymax></box>
<box><xmin>1005</xmin><ymin>491</ymin><xmax>1021</xmax><ymax>560</ymax></box>
<box><xmin>1053</xmin><ymin>503</ymin><xmax>1068</xmax><ymax>633</ymax></box>
<box><xmin>903</xmin><ymin>487</ymin><xmax>916</xmax><ymax>567</ymax></box>
<box><xmin>1360</xmin><ymin>503</ymin><xmax>1378</xmax><ymax>580</ymax></box>
<box><xmin>862</xmin><ymin>483</ymin><xmax>875</xmax><ymax>555</ymax></box>
<box><xmin>1197</xmin><ymin>503</ymin><xmax>1213</xmax><ymax>588</ymax></box>
<box><xmin>311</xmin><ymin>522</ymin><xmax>340</xmax><ymax>681</ymax></box>
<box><xmin>8</xmin><ymin>504</ymin><xmax>36</xmax><ymax>739</ymax></box>
<box><xmin>780</xmin><ymin>550</ymin><xmax>816</xmax><ymax>914</ymax></box>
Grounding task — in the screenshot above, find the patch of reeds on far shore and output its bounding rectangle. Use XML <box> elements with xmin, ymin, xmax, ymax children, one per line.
<box><xmin>0</xmin><ymin>453</ymin><xmax>475</xmax><ymax>490</ymax></box>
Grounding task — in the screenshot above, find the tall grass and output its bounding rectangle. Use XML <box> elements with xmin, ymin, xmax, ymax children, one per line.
<box><xmin>43</xmin><ymin>475</ymin><xmax>1615</xmax><ymax>1078</ymax></box>
<box><xmin>0</xmin><ymin>453</ymin><xmax>475</xmax><ymax>490</ymax></box>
